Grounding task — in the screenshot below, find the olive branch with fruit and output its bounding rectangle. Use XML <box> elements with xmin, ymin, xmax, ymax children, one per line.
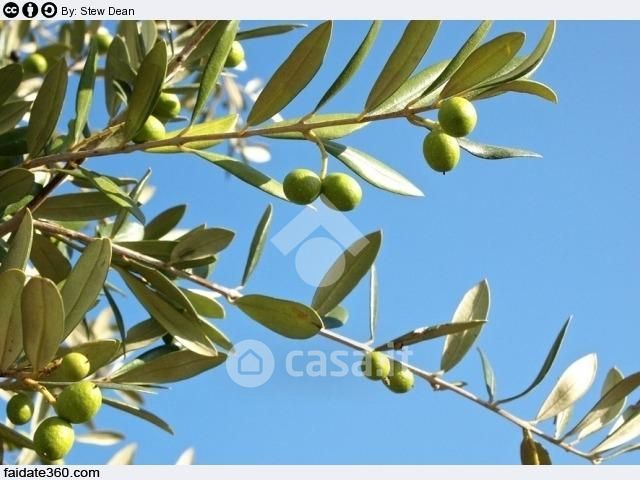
<box><xmin>0</xmin><ymin>19</ymin><xmax>637</xmax><ymax>466</ymax></box>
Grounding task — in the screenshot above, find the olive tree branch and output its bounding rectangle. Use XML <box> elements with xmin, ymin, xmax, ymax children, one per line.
<box><xmin>25</xmin><ymin>103</ymin><xmax>439</xmax><ymax>170</ymax></box>
<box><xmin>32</xmin><ymin>218</ymin><xmax>595</xmax><ymax>463</ymax></box>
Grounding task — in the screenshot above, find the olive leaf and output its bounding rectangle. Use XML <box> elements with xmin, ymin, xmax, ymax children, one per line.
<box><xmin>368</xmin><ymin>264</ymin><xmax>378</xmax><ymax>343</ymax></box>
<box><xmin>478</xmin><ymin>348</ymin><xmax>497</xmax><ymax>403</ymax></box>
<box><xmin>315</xmin><ymin>21</ymin><xmax>381</xmax><ymax>111</ymax></box>
<box><xmin>235</xmin><ymin>294</ymin><xmax>323</xmax><ymax>339</ymax></box>
<box><xmin>103</xmin><ymin>287</ymin><xmax>126</xmax><ymax>351</ymax></box>
<box><xmin>60</xmin><ymin>238</ymin><xmax>112</xmax><ymax>337</ymax></box>
<box><xmin>324</xmin><ymin>141</ymin><xmax>423</xmax><ymax>197</ymax></box>
<box><xmin>123</xmin><ymin>40</ymin><xmax>167</xmax><ymax>142</ymax></box>
<box><xmin>236</xmin><ymin>24</ymin><xmax>306</xmax><ymax>41</ymax></box>
<box><xmin>144</xmin><ymin>205</ymin><xmax>186</xmax><ymax>240</ymax></box>
<box><xmin>118</xmin><ymin>269</ymin><xmax>217</xmax><ymax>357</ymax></box>
<box><xmin>376</xmin><ymin>321</ymin><xmax>487</xmax><ymax>351</ymax></box>
<box><xmin>22</xmin><ymin>276</ymin><xmax>65</xmax><ymax>372</ymax></box>
<box><xmin>190</xmin><ymin>21</ymin><xmax>239</xmax><ymax>125</ymax></box>
<box><xmin>140</xmin><ymin>20</ymin><xmax>158</xmax><ymax>53</ymax></box>
<box><xmin>241</xmin><ymin>204</ymin><xmax>273</xmax><ymax>286</ymax></box>
<box><xmin>107</xmin><ymin>443</ymin><xmax>138</xmax><ymax>465</ymax></box>
<box><xmin>0</xmin><ymin>209</ymin><xmax>33</xmax><ymax>274</ymax></box>
<box><xmin>0</xmin><ymin>269</ymin><xmax>26</xmax><ymax>370</ymax></box>
<box><xmin>441</xmin><ymin>32</ymin><xmax>525</xmax><ymax>98</ymax></box>
<box><xmin>311</xmin><ymin>231</ymin><xmax>382</xmax><ymax>317</ymax></box>
<box><xmin>148</xmin><ymin>114</ymin><xmax>238</xmax><ymax>153</ymax></box>
<box><xmin>116</xmin><ymin>240</ymin><xmax>177</xmax><ymax>261</ymax></box>
<box><xmin>30</xmin><ymin>234</ymin><xmax>72</xmax><ymax>283</ymax></box>
<box><xmin>76</xmin><ymin>431</ymin><xmax>124</xmax><ymax>446</ymax></box>
<box><xmin>365</xmin><ymin>21</ymin><xmax>440</xmax><ymax>111</ymax></box>
<box><xmin>420</xmin><ymin>21</ymin><xmax>493</xmax><ymax>98</ymax></box>
<box><xmin>0</xmin><ymin>126</ymin><xmax>28</xmax><ymax>155</ymax></box>
<box><xmin>535</xmin><ymin>353</ymin><xmax>598</xmax><ymax>422</ymax></box>
<box><xmin>110</xmin><ymin>348</ymin><xmax>226</xmax><ymax>384</ymax></box>
<box><xmin>591</xmin><ymin>408</ymin><xmax>640</xmax><ymax>455</ymax></box>
<box><xmin>105</xmin><ymin>36</ymin><xmax>136</xmax><ymax>117</ymax></box>
<box><xmin>322</xmin><ymin>305</ymin><xmax>349</xmax><ymax>329</ymax></box>
<box><xmin>440</xmin><ymin>280</ymin><xmax>490</xmax><ymax>373</ymax></box>
<box><xmin>187</xmin><ymin>149</ymin><xmax>286</xmax><ymax>200</ymax></box>
<box><xmin>565</xmin><ymin>370</ymin><xmax>640</xmax><ymax>441</ymax></box>
<box><xmin>103</xmin><ymin>397</ymin><xmax>174</xmax><ymax>435</ymax></box>
<box><xmin>170</xmin><ymin>228</ymin><xmax>234</xmax><ymax>263</ymax></box>
<box><xmin>73</xmin><ymin>38</ymin><xmax>98</xmax><ymax>143</ymax></box>
<box><xmin>36</xmin><ymin>192</ymin><xmax>123</xmax><ymax>221</ymax></box>
<box><xmin>0</xmin><ymin>168</ymin><xmax>34</xmax><ymax>210</ymax></box>
<box><xmin>0</xmin><ymin>423</ymin><xmax>34</xmax><ymax>450</ymax></box>
<box><xmin>0</xmin><ymin>101</ymin><xmax>31</xmax><ymax>134</ymax></box>
<box><xmin>247</xmin><ymin>21</ymin><xmax>332</xmax><ymax>126</ymax></box>
<box><xmin>182</xmin><ymin>289</ymin><xmax>225</xmax><ymax>319</ymax></box>
<box><xmin>78</xmin><ymin>168</ymin><xmax>145</xmax><ymax>223</ymax></box>
<box><xmin>27</xmin><ymin>59</ymin><xmax>68</xmax><ymax>156</ymax></box>
<box><xmin>125</xmin><ymin>319</ymin><xmax>166</xmax><ymax>351</ymax></box>
<box><xmin>458</xmin><ymin>137</ymin><xmax>542</xmax><ymax>160</ymax></box>
<box><xmin>0</xmin><ymin>64</ymin><xmax>23</xmax><ymax>106</ymax></box>
<box><xmin>496</xmin><ymin>316</ymin><xmax>572</xmax><ymax>405</ymax></box>
<box><xmin>471</xmin><ymin>79</ymin><xmax>558</xmax><ymax>104</ymax></box>
<box><xmin>555</xmin><ymin>406</ymin><xmax>574</xmax><ymax>439</ymax></box>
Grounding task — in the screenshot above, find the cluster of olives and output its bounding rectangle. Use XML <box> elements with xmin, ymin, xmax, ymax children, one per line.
<box><xmin>283</xmin><ymin>169</ymin><xmax>363</xmax><ymax>212</ymax></box>
<box><xmin>5</xmin><ymin>353</ymin><xmax>103</xmax><ymax>461</ymax></box>
<box><xmin>422</xmin><ymin>96</ymin><xmax>478</xmax><ymax>174</ymax></box>
<box><xmin>360</xmin><ymin>352</ymin><xmax>415</xmax><ymax>394</ymax></box>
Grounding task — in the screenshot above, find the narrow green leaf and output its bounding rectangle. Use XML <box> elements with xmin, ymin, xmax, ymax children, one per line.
<box><xmin>0</xmin><ymin>101</ymin><xmax>31</xmax><ymax>134</ymax></box>
<box><xmin>591</xmin><ymin>409</ymin><xmax>640</xmax><ymax>455</ymax></box>
<box><xmin>147</xmin><ymin>115</ymin><xmax>238</xmax><ymax>153</ymax></box>
<box><xmin>191</xmin><ymin>21</ymin><xmax>239</xmax><ymax>125</ymax></box>
<box><xmin>116</xmin><ymin>240</ymin><xmax>177</xmax><ymax>261</ymax></box>
<box><xmin>107</xmin><ymin>443</ymin><xmax>137</xmax><ymax>465</ymax></box>
<box><xmin>371</xmin><ymin>60</ymin><xmax>449</xmax><ymax>115</ymax></box>
<box><xmin>458</xmin><ymin>137</ymin><xmax>542</xmax><ymax>160</ymax></box>
<box><xmin>322</xmin><ymin>305</ymin><xmax>349</xmax><ymax>329</ymax></box>
<box><xmin>420</xmin><ymin>21</ymin><xmax>493</xmax><ymax>98</ymax></box>
<box><xmin>479</xmin><ymin>21</ymin><xmax>556</xmax><ymax>88</ymax></box>
<box><xmin>125</xmin><ymin>319</ymin><xmax>166</xmax><ymax>351</ymax></box>
<box><xmin>140</xmin><ymin>21</ymin><xmax>158</xmax><ymax>53</ymax></box>
<box><xmin>0</xmin><ymin>168</ymin><xmax>34</xmax><ymax>209</ymax></box>
<box><xmin>0</xmin><ymin>126</ymin><xmax>28</xmax><ymax>156</ymax></box>
<box><xmin>471</xmin><ymin>79</ymin><xmax>558</xmax><ymax>104</ymax></box>
<box><xmin>118</xmin><ymin>269</ymin><xmax>216</xmax><ymax>357</ymax></box>
<box><xmin>441</xmin><ymin>32</ymin><xmax>525</xmax><ymax>98</ymax></box>
<box><xmin>61</xmin><ymin>238</ymin><xmax>112</xmax><ymax>337</ymax></box>
<box><xmin>182</xmin><ymin>289</ymin><xmax>225</xmax><ymax>319</ymax></box>
<box><xmin>171</xmin><ymin>228</ymin><xmax>234</xmax><ymax>263</ymax></box>
<box><xmin>365</xmin><ymin>21</ymin><xmax>440</xmax><ymax>111</ymax></box>
<box><xmin>69</xmin><ymin>20</ymin><xmax>86</xmax><ymax>58</ymax></box>
<box><xmin>144</xmin><ymin>205</ymin><xmax>186</xmax><ymax>240</ymax></box>
<box><xmin>0</xmin><ymin>423</ymin><xmax>34</xmax><ymax>450</ymax></box>
<box><xmin>368</xmin><ymin>264</ymin><xmax>378</xmax><ymax>343</ymax></box>
<box><xmin>27</xmin><ymin>60</ymin><xmax>68</xmax><ymax>156</ymax></box>
<box><xmin>76</xmin><ymin>431</ymin><xmax>124</xmax><ymax>446</ymax></box>
<box><xmin>599</xmin><ymin>442</ymin><xmax>640</xmax><ymax>462</ymax></box>
<box><xmin>72</xmin><ymin>38</ymin><xmax>98</xmax><ymax>143</ymax></box>
<box><xmin>30</xmin><ymin>234</ymin><xmax>71</xmax><ymax>283</ymax></box>
<box><xmin>0</xmin><ymin>209</ymin><xmax>33</xmax><ymax>273</ymax></box>
<box><xmin>236</xmin><ymin>24</ymin><xmax>307</xmax><ymax>41</ymax></box>
<box><xmin>110</xmin><ymin>349</ymin><xmax>226</xmax><ymax>384</ymax></box>
<box><xmin>123</xmin><ymin>40</ymin><xmax>167</xmax><ymax>142</ymax></box>
<box><xmin>0</xmin><ymin>64</ymin><xmax>23</xmax><ymax>106</ymax></box>
<box><xmin>22</xmin><ymin>276</ymin><xmax>65</xmax><ymax>372</ymax></box>
<box><xmin>241</xmin><ymin>204</ymin><xmax>273</xmax><ymax>285</ymax></box>
<box><xmin>199</xmin><ymin>318</ymin><xmax>232</xmax><ymax>351</ymax></box>
<box><xmin>104</xmin><ymin>287</ymin><xmax>126</xmax><ymax>352</ymax></box>
<box><xmin>377</xmin><ymin>321</ymin><xmax>487</xmax><ymax>351</ymax></box>
<box><xmin>78</xmin><ymin>168</ymin><xmax>145</xmax><ymax>223</ymax></box>
<box><xmin>535</xmin><ymin>353</ymin><xmax>598</xmax><ymax>422</ymax></box>
<box><xmin>573</xmin><ymin>367</ymin><xmax>627</xmax><ymax>441</ymax></box>
<box><xmin>105</xmin><ymin>36</ymin><xmax>135</xmax><ymax>117</ymax></box>
<box><xmin>478</xmin><ymin>348</ymin><xmax>497</xmax><ymax>403</ymax></box>
<box><xmin>247</xmin><ymin>21</ymin><xmax>332</xmax><ymax>126</ymax></box>
<box><xmin>555</xmin><ymin>406</ymin><xmax>574</xmax><ymax>439</ymax></box>
<box><xmin>565</xmin><ymin>370</ymin><xmax>640</xmax><ymax>441</ymax></box>
<box><xmin>0</xmin><ymin>269</ymin><xmax>26</xmax><ymax>370</ymax></box>
<box><xmin>496</xmin><ymin>317</ymin><xmax>572</xmax><ymax>405</ymax></box>
<box><xmin>315</xmin><ymin>21</ymin><xmax>381</xmax><ymax>111</ymax></box>
<box><xmin>440</xmin><ymin>280</ymin><xmax>490</xmax><ymax>372</ymax></box>
<box><xmin>262</xmin><ymin>113</ymin><xmax>366</xmax><ymax>141</ymax></box>
<box><xmin>187</xmin><ymin>149</ymin><xmax>286</xmax><ymax>200</ymax></box>
<box><xmin>324</xmin><ymin>141</ymin><xmax>423</xmax><ymax>197</ymax></box>
<box><xmin>311</xmin><ymin>231</ymin><xmax>382</xmax><ymax>317</ymax></box>
<box><xmin>35</xmin><ymin>192</ymin><xmax>123</xmax><ymax>221</ymax></box>
<box><xmin>235</xmin><ymin>294</ymin><xmax>323</xmax><ymax>339</ymax></box>
<box><xmin>103</xmin><ymin>397</ymin><xmax>173</xmax><ymax>434</ymax></box>
<box><xmin>118</xmin><ymin>21</ymin><xmax>144</xmax><ymax>68</ymax></box>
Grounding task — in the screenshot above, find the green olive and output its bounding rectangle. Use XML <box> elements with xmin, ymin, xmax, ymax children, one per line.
<box><xmin>422</xmin><ymin>131</ymin><xmax>460</xmax><ymax>173</ymax></box>
<box><xmin>132</xmin><ymin>115</ymin><xmax>166</xmax><ymax>143</ymax></box>
<box><xmin>283</xmin><ymin>169</ymin><xmax>322</xmax><ymax>205</ymax></box>
<box><xmin>6</xmin><ymin>393</ymin><xmax>34</xmax><ymax>425</ymax></box>
<box><xmin>321</xmin><ymin>173</ymin><xmax>362</xmax><ymax>212</ymax></box>
<box><xmin>55</xmin><ymin>381</ymin><xmax>102</xmax><ymax>424</ymax></box>
<box><xmin>33</xmin><ymin>417</ymin><xmax>75</xmax><ymax>461</ymax></box>
<box><xmin>225</xmin><ymin>41</ymin><xmax>245</xmax><ymax>68</ymax></box>
<box><xmin>438</xmin><ymin>97</ymin><xmax>477</xmax><ymax>137</ymax></box>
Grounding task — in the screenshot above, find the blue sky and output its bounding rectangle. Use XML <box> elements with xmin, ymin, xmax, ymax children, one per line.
<box><xmin>35</xmin><ymin>21</ymin><xmax>640</xmax><ymax>464</ymax></box>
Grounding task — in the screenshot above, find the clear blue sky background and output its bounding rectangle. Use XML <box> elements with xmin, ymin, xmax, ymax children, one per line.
<box><xmin>42</xmin><ymin>21</ymin><xmax>639</xmax><ymax>464</ymax></box>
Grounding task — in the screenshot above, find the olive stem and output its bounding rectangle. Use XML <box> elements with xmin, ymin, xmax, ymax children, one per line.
<box><xmin>304</xmin><ymin>131</ymin><xmax>329</xmax><ymax>178</ymax></box>
<box><xmin>22</xmin><ymin>378</ymin><xmax>57</xmax><ymax>406</ymax></box>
